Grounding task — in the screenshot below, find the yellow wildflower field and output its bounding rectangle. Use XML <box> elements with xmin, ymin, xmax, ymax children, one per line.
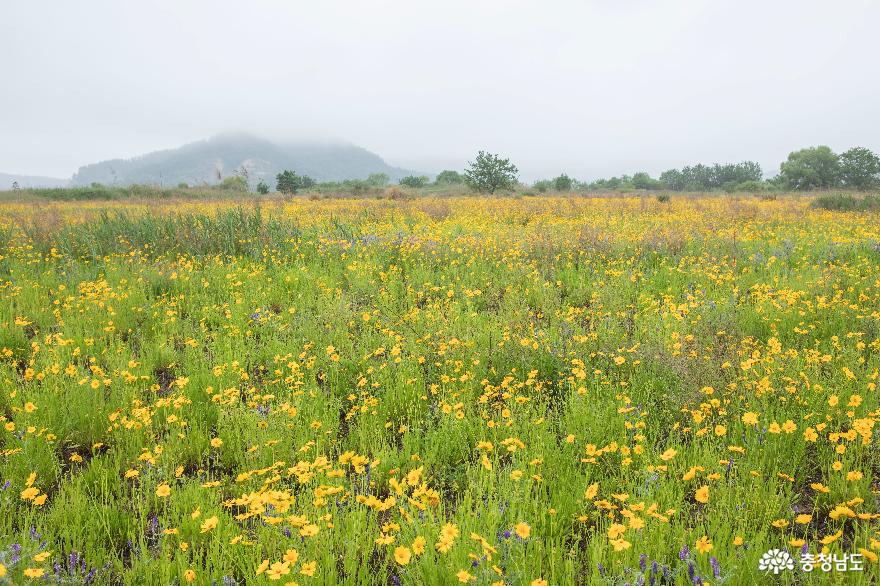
<box><xmin>0</xmin><ymin>195</ymin><xmax>878</xmax><ymax>584</ymax></box>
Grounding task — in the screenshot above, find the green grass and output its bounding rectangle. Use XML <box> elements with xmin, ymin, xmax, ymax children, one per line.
<box><xmin>0</xmin><ymin>196</ymin><xmax>878</xmax><ymax>584</ymax></box>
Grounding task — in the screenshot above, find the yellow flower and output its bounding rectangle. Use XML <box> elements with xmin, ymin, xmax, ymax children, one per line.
<box><xmin>0</xmin><ymin>563</ymin><xmax>5</xmax><ymax>577</ymax></box>
<box><xmin>210</xmin><ymin>437</ymin><xmax>223</xmax><ymax>448</ymax></box>
<box><xmin>515</xmin><ymin>522</ymin><xmax>531</xmax><ymax>539</ymax></box>
<box><xmin>584</xmin><ymin>482</ymin><xmax>598</xmax><ymax>499</ymax></box>
<box><xmin>660</xmin><ymin>448</ymin><xmax>677</xmax><ymax>461</ymax></box>
<box><xmin>695</xmin><ymin>485</ymin><xmax>710</xmax><ymax>504</ymax></box>
<box><xmin>614</xmin><ymin>356</ymin><xmax>626</xmax><ymax>365</ymax></box>
<box><xmin>412</xmin><ymin>536</ymin><xmax>426</xmax><ymax>555</ymax></box>
<box><xmin>34</xmin><ymin>552</ymin><xmax>51</xmax><ymax>562</ymax></box>
<box><xmin>733</xmin><ymin>536</ymin><xmax>744</xmax><ymax>546</ymax></box>
<box><xmin>155</xmin><ymin>483</ymin><xmax>171</xmax><ymax>497</ymax></box>
<box><xmin>24</xmin><ymin>402</ymin><xmax>37</xmax><ymax>413</ymax></box>
<box><xmin>183</xmin><ymin>569</ymin><xmax>196</xmax><ymax>583</ymax></box>
<box><xmin>300</xmin><ymin>561</ymin><xmax>316</xmax><ymax>577</ymax></box>
<box><xmin>267</xmin><ymin>562</ymin><xmax>290</xmax><ymax>580</ymax></box>
<box><xmin>24</xmin><ymin>568</ymin><xmax>46</xmax><ymax>578</ymax></box>
<box><xmin>457</xmin><ymin>569</ymin><xmax>476</xmax><ymax>583</ymax></box>
<box><xmin>771</xmin><ymin>519</ymin><xmax>790</xmax><ymax>529</ymax></box>
<box><xmin>695</xmin><ymin>536</ymin><xmax>713</xmax><ymax>554</ymax></box>
<box><xmin>21</xmin><ymin>486</ymin><xmax>39</xmax><ymax>501</ymax></box>
<box><xmin>394</xmin><ymin>546</ymin><xmax>412</xmax><ymax>566</ymax></box>
<box><xmin>795</xmin><ymin>514</ymin><xmax>812</xmax><ymax>525</ymax></box>
<box><xmin>607</xmin><ymin>523</ymin><xmax>626</xmax><ymax>539</ymax></box>
<box><xmin>283</xmin><ymin>549</ymin><xmax>299</xmax><ymax>564</ymax></box>
<box><xmin>531</xmin><ymin>579</ymin><xmax>548</xmax><ymax>586</ymax></box>
<box><xmin>200</xmin><ymin>516</ymin><xmax>219</xmax><ymax>533</ymax></box>
<box><xmin>741</xmin><ymin>412</ymin><xmax>758</xmax><ymax>426</ymax></box>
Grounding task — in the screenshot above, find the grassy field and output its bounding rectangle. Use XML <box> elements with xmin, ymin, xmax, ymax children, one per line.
<box><xmin>0</xmin><ymin>194</ymin><xmax>878</xmax><ymax>584</ymax></box>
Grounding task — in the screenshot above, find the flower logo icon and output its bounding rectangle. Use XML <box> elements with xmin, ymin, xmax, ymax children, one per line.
<box><xmin>759</xmin><ymin>549</ymin><xmax>794</xmax><ymax>574</ymax></box>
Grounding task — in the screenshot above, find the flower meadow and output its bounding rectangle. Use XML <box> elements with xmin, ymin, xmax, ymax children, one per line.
<box><xmin>0</xmin><ymin>195</ymin><xmax>879</xmax><ymax>585</ymax></box>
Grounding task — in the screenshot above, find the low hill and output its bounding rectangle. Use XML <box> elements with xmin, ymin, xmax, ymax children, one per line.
<box><xmin>70</xmin><ymin>133</ymin><xmax>412</xmax><ymax>187</ymax></box>
<box><xmin>0</xmin><ymin>172</ymin><xmax>69</xmax><ymax>189</ymax></box>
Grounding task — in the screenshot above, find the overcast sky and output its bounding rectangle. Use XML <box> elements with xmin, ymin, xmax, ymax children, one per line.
<box><xmin>2</xmin><ymin>0</ymin><xmax>879</xmax><ymax>181</ymax></box>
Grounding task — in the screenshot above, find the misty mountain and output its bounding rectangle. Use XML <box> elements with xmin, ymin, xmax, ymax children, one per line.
<box><xmin>70</xmin><ymin>133</ymin><xmax>413</xmax><ymax>187</ymax></box>
<box><xmin>0</xmin><ymin>172</ymin><xmax>69</xmax><ymax>189</ymax></box>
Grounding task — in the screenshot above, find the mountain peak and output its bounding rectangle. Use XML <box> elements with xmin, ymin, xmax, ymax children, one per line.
<box><xmin>70</xmin><ymin>135</ymin><xmax>410</xmax><ymax>187</ymax></box>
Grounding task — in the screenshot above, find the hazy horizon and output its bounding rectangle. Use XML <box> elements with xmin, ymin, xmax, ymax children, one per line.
<box><xmin>3</xmin><ymin>0</ymin><xmax>879</xmax><ymax>182</ymax></box>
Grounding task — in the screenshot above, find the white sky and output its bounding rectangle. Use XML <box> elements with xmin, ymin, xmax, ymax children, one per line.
<box><xmin>2</xmin><ymin>0</ymin><xmax>879</xmax><ymax>181</ymax></box>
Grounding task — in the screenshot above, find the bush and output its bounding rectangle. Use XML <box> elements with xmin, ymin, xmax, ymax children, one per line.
<box><xmin>256</xmin><ymin>180</ymin><xmax>270</xmax><ymax>194</ymax></box>
<box><xmin>399</xmin><ymin>175</ymin><xmax>429</xmax><ymax>188</ymax></box>
<box><xmin>218</xmin><ymin>176</ymin><xmax>248</xmax><ymax>192</ymax></box>
<box><xmin>812</xmin><ymin>194</ymin><xmax>880</xmax><ymax>211</ymax></box>
<box><xmin>533</xmin><ymin>180</ymin><xmax>552</xmax><ymax>193</ymax></box>
<box><xmin>435</xmin><ymin>170</ymin><xmax>463</xmax><ymax>185</ymax></box>
<box><xmin>656</xmin><ymin>194</ymin><xmax>671</xmax><ymax>203</ymax></box>
<box><xmin>731</xmin><ymin>180</ymin><xmax>774</xmax><ymax>192</ymax></box>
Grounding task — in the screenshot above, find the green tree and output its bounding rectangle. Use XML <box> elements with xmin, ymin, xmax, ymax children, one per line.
<box><xmin>256</xmin><ymin>180</ymin><xmax>270</xmax><ymax>194</ymax></box>
<box><xmin>778</xmin><ymin>146</ymin><xmax>840</xmax><ymax>190</ymax></box>
<box><xmin>838</xmin><ymin>147</ymin><xmax>880</xmax><ymax>190</ymax></box>
<box><xmin>399</xmin><ymin>175</ymin><xmax>429</xmax><ymax>188</ymax></box>
<box><xmin>276</xmin><ymin>170</ymin><xmax>300</xmax><ymax>194</ymax></box>
<box><xmin>553</xmin><ymin>174</ymin><xmax>573</xmax><ymax>191</ymax></box>
<box><xmin>631</xmin><ymin>172</ymin><xmax>663</xmax><ymax>190</ymax></box>
<box><xmin>275</xmin><ymin>171</ymin><xmax>315</xmax><ymax>194</ymax></box>
<box><xmin>435</xmin><ymin>170</ymin><xmax>463</xmax><ymax>185</ymax></box>
<box><xmin>366</xmin><ymin>173</ymin><xmax>389</xmax><ymax>187</ymax></box>
<box><xmin>464</xmin><ymin>151</ymin><xmax>518</xmax><ymax>194</ymax></box>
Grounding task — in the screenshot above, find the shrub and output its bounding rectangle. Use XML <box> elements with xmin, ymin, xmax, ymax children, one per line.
<box><xmin>435</xmin><ymin>170</ymin><xmax>463</xmax><ymax>185</ymax></box>
<box><xmin>218</xmin><ymin>176</ymin><xmax>248</xmax><ymax>192</ymax></box>
<box><xmin>399</xmin><ymin>175</ymin><xmax>429</xmax><ymax>188</ymax></box>
<box><xmin>812</xmin><ymin>194</ymin><xmax>880</xmax><ymax>211</ymax></box>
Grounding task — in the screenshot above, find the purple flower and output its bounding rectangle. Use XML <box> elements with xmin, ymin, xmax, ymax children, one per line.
<box><xmin>639</xmin><ymin>553</ymin><xmax>647</xmax><ymax>572</ymax></box>
<box><xmin>710</xmin><ymin>556</ymin><xmax>720</xmax><ymax>578</ymax></box>
<box><xmin>679</xmin><ymin>544</ymin><xmax>690</xmax><ymax>561</ymax></box>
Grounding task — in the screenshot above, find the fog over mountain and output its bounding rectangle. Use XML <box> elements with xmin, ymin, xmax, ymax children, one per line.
<box><xmin>69</xmin><ymin>134</ymin><xmax>413</xmax><ymax>187</ymax></box>
<box><xmin>3</xmin><ymin>1</ymin><xmax>878</xmax><ymax>182</ymax></box>
<box><xmin>0</xmin><ymin>172</ymin><xmax>69</xmax><ymax>189</ymax></box>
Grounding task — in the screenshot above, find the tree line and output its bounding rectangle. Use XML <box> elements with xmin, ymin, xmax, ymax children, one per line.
<box><xmin>532</xmin><ymin>145</ymin><xmax>880</xmax><ymax>193</ymax></box>
<box><xmin>259</xmin><ymin>144</ymin><xmax>880</xmax><ymax>195</ymax></box>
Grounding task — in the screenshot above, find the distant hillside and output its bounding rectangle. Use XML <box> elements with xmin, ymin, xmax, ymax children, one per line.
<box><xmin>70</xmin><ymin>133</ymin><xmax>412</xmax><ymax>187</ymax></box>
<box><xmin>0</xmin><ymin>172</ymin><xmax>68</xmax><ymax>189</ymax></box>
